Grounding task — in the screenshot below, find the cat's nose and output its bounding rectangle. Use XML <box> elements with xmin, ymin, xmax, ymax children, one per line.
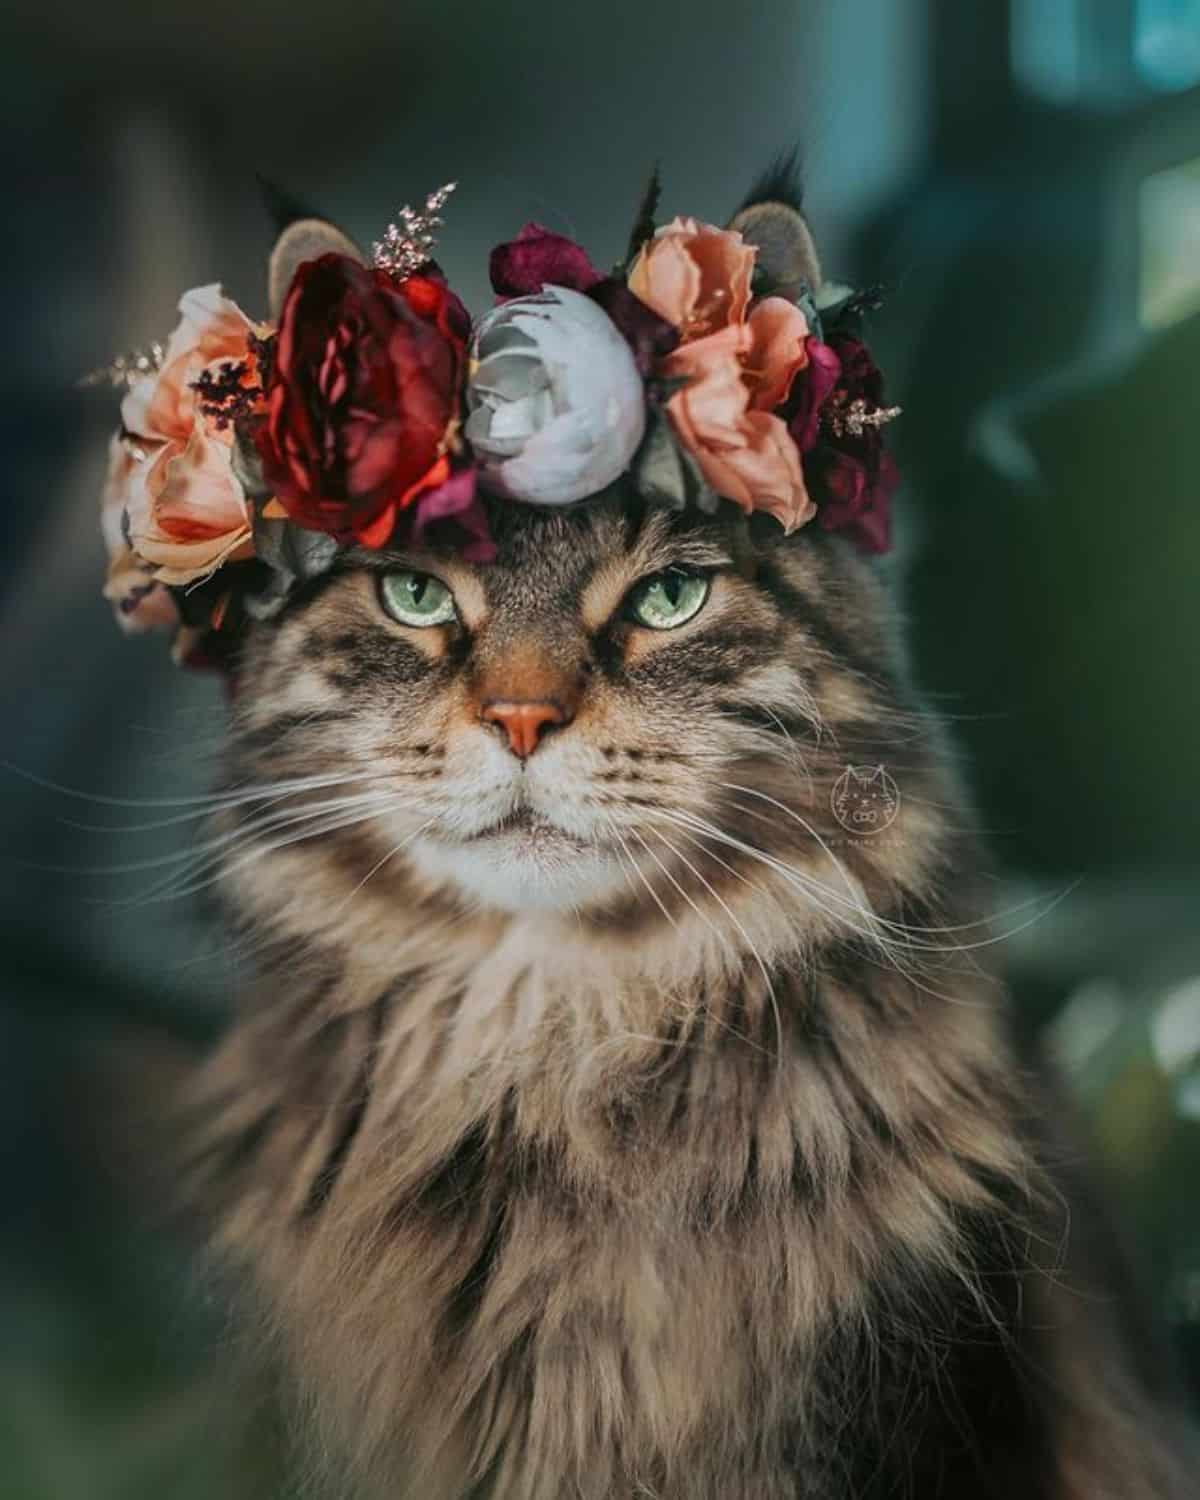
<box><xmin>480</xmin><ymin>700</ymin><xmax>571</xmax><ymax>760</ymax></box>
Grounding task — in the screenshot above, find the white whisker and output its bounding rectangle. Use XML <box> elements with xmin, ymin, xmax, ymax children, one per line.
<box><xmin>55</xmin><ymin>774</ymin><xmax>393</xmax><ymax>835</ymax></box>
<box><xmin>642</xmin><ymin>825</ymin><xmax>785</xmax><ymax>1069</ymax></box>
<box><xmin>603</xmin><ymin>816</ymin><xmax>676</xmax><ymax>928</ymax></box>
<box><xmin>107</xmin><ymin>802</ymin><xmax>401</xmax><ymax>908</ymax></box>
<box><xmin>2</xmin><ymin>761</ymin><xmax>367</xmax><ymax>811</ymax></box>
<box><xmin>333</xmin><ymin>817</ymin><xmax>441</xmax><ymax>913</ymax></box>
<box><xmin>41</xmin><ymin>791</ymin><xmax>400</xmax><ymax>883</ymax></box>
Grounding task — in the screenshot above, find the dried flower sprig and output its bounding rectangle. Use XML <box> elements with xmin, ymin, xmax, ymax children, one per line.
<box><xmin>78</xmin><ymin>342</ymin><xmax>167</xmax><ymax>389</ymax></box>
<box><xmin>372</xmin><ymin>182</ymin><xmax>457</xmax><ymax>279</ymax></box>
<box><xmin>825</xmin><ymin>395</ymin><xmax>902</xmax><ymax>439</ymax></box>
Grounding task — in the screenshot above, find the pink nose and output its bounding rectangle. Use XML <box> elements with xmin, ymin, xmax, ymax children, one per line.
<box><xmin>480</xmin><ymin>700</ymin><xmax>569</xmax><ymax>759</ymax></box>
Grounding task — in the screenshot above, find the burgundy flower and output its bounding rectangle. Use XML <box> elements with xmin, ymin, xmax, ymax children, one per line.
<box><xmin>832</xmin><ymin>335</ymin><xmax>887</xmax><ymax>405</ymax></box>
<box><xmin>809</xmin><ymin>445</ymin><xmax>896</xmax><ymax>555</ymax></box>
<box><xmin>586</xmin><ymin>278</ymin><xmax>679</xmax><ymax>378</ymax></box>
<box><xmin>489</xmin><ymin>222</ymin><xmax>603</xmax><ymax>300</ymax></box>
<box><xmin>787</xmin><ymin>336</ymin><xmax>842</xmax><ymax>453</ymax></box>
<box><xmin>256</xmin><ymin>253</ymin><xmax>469</xmax><ymax>548</ymax></box>
<box><xmin>402</xmin><ymin>463</ymin><xmax>495</xmax><ymax>563</ymax></box>
<box><xmin>786</xmin><ymin>328</ymin><xmax>898</xmax><ymax>555</ymax></box>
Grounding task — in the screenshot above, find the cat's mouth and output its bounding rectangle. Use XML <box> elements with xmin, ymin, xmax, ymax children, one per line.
<box><xmin>467</xmin><ymin>806</ymin><xmax>591</xmax><ymax>850</ymax></box>
<box><xmin>411</xmin><ymin>800</ymin><xmax>625</xmax><ymax>912</ymax></box>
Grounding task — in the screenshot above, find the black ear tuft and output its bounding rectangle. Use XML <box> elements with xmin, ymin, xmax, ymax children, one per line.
<box><xmin>257</xmin><ymin>174</ymin><xmax>325</xmax><ymax>236</ymax></box>
<box><xmin>736</xmin><ymin>148</ymin><xmax>804</xmax><ymax>218</ymax></box>
<box><xmin>728</xmin><ymin>147</ymin><xmax>820</xmax><ymax>298</ymax></box>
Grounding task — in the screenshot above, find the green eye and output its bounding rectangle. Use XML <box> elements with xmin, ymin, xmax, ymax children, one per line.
<box><xmin>627</xmin><ymin>568</ymin><xmax>710</xmax><ymax>630</ymax></box>
<box><xmin>379</xmin><ymin>570</ymin><xmax>457</xmax><ymax>627</ymax></box>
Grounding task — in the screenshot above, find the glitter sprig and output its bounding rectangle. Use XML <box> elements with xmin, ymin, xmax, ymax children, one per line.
<box><xmin>825</xmin><ymin>396</ymin><xmax>902</xmax><ymax>440</ymax></box>
<box><xmin>78</xmin><ymin>342</ymin><xmax>167</xmax><ymax>390</ymax></box>
<box><xmin>372</xmin><ymin>182</ymin><xmax>457</xmax><ymax>279</ymax></box>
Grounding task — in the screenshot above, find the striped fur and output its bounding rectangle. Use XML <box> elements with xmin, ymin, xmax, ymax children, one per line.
<box><xmin>186</xmin><ymin>494</ymin><xmax>1194</xmax><ymax>1498</ymax></box>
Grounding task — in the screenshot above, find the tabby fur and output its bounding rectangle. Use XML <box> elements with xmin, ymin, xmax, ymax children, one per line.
<box><xmin>182</xmin><ymin>202</ymin><xmax>1195</xmax><ymax>1499</ymax></box>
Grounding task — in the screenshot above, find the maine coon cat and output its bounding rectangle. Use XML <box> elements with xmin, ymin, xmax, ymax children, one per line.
<box><xmin>180</xmin><ymin>180</ymin><xmax>1195</xmax><ymax>1499</ymax></box>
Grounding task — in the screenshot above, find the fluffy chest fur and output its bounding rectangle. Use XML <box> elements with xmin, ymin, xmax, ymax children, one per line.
<box><xmin>193</xmin><ymin>871</ymin><xmax>1035</xmax><ymax>1499</ymax></box>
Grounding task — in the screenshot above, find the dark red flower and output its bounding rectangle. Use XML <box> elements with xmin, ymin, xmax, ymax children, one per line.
<box><xmin>256</xmin><ymin>254</ymin><xmax>469</xmax><ymax>547</ymax></box>
<box><xmin>787</xmin><ymin>336</ymin><xmax>842</xmax><ymax>453</ymax></box>
<box><xmin>400</xmin><ymin>463</ymin><xmax>496</xmax><ymax>563</ymax></box>
<box><xmin>831</xmin><ymin>335</ymin><xmax>887</xmax><ymax>405</ymax></box>
<box><xmin>489</xmin><ymin>222</ymin><xmax>603</xmax><ymax>300</ymax></box>
<box><xmin>786</xmin><ymin>328</ymin><xmax>898</xmax><ymax>555</ymax></box>
<box><xmin>809</xmin><ymin>445</ymin><xmax>896</xmax><ymax>555</ymax></box>
<box><xmin>586</xmin><ymin>278</ymin><xmax>679</xmax><ymax>378</ymax></box>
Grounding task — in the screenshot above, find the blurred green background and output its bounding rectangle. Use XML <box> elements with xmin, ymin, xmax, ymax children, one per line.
<box><xmin>1</xmin><ymin>0</ymin><xmax>1199</xmax><ymax>1493</ymax></box>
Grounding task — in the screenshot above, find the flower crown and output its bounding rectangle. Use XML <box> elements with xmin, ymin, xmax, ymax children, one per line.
<box><xmin>90</xmin><ymin>177</ymin><xmax>900</xmax><ymax>668</ymax></box>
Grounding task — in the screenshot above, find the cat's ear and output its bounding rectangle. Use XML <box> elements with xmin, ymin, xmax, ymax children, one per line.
<box><xmin>727</xmin><ymin>152</ymin><xmax>821</xmax><ymax>301</ymax></box>
<box><xmin>267</xmin><ymin>218</ymin><xmax>364</xmax><ymax>319</ymax></box>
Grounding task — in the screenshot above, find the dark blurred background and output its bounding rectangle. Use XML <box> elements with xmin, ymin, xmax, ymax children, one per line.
<box><xmin>2</xmin><ymin>1</ymin><xmax>1199</xmax><ymax>1492</ymax></box>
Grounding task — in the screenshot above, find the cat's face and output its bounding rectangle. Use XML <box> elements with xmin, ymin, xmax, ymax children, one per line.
<box><xmin>227</xmin><ymin>492</ymin><xmax>910</xmax><ymax>923</ymax></box>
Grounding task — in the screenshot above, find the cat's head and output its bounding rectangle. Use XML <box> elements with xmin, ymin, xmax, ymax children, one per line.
<box><xmin>224</xmin><ymin>493</ymin><xmax>934</xmax><ymax>926</ymax></box>
<box><xmin>215</xmin><ymin>186</ymin><xmax>940</xmax><ymax>949</ymax></box>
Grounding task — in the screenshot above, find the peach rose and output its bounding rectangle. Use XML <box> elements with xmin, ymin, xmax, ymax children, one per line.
<box><xmin>112</xmin><ymin>285</ymin><xmax>259</xmax><ymax>591</ymax></box>
<box><xmin>99</xmin><ymin>434</ymin><xmax>179</xmax><ymax>634</ymax></box>
<box><xmin>629</xmin><ymin>219</ymin><xmax>813</xmax><ymax>532</ymax></box>
<box><xmin>628</xmin><ymin>216</ymin><xmax>754</xmax><ymax>338</ymax></box>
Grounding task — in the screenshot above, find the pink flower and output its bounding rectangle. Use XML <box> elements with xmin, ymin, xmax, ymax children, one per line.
<box><xmin>628</xmin><ymin>216</ymin><xmax>754</xmax><ymax>338</ymax></box>
<box><xmin>99</xmin><ymin>434</ymin><xmax>179</xmax><ymax>633</ymax></box>
<box><xmin>113</xmin><ymin>285</ymin><xmax>259</xmax><ymax>589</ymax></box>
<box><xmin>629</xmin><ymin>218</ymin><xmax>813</xmax><ymax>531</ymax></box>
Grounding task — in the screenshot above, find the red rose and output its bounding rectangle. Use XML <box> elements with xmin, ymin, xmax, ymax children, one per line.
<box><xmin>256</xmin><ymin>254</ymin><xmax>469</xmax><ymax>547</ymax></box>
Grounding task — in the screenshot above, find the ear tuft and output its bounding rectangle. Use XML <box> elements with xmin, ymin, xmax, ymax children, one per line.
<box><xmin>257</xmin><ymin>174</ymin><xmax>323</xmax><ymax>236</ymax></box>
<box><xmin>736</xmin><ymin>149</ymin><xmax>805</xmax><ymax>218</ymax></box>
<box><xmin>268</xmin><ymin>219</ymin><xmax>364</xmax><ymax>318</ymax></box>
<box><xmin>727</xmin><ymin>200</ymin><xmax>822</xmax><ymax>303</ymax></box>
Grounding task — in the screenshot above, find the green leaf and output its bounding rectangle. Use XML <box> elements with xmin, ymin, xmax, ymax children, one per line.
<box><xmin>632</xmin><ymin>408</ymin><xmax>720</xmax><ymax>515</ymax></box>
<box><xmin>632</xmin><ymin>409</ymin><xmax>689</xmax><ymax>510</ymax></box>
<box><xmin>246</xmin><ymin>501</ymin><xmax>340</xmax><ymax>620</ymax></box>
<box><xmin>229</xmin><ymin>426</ymin><xmax>270</xmax><ymax>498</ymax></box>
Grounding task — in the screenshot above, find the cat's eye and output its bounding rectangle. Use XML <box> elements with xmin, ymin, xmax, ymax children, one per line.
<box><xmin>378</xmin><ymin>570</ymin><xmax>457</xmax><ymax>628</ymax></box>
<box><xmin>626</xmin><ymin>568</ymin><xmax>710</xmax><ymax>630</ymax></box>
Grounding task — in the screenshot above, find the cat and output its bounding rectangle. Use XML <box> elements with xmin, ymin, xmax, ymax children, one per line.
<box><xmin>180</xmin><ymin>180</ymin><xmax>1197</xmax><ymax>1499</ymax></box>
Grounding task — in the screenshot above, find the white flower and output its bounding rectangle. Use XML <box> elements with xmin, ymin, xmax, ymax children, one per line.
<box><xmin>465</xmin><ymin>285</ymin><xmax>646</xmax><ymax>506</ymax></box>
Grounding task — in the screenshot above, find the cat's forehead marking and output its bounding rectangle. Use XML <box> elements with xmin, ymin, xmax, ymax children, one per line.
<box><xmin>478</xmin><ymin>500</ymin><xmax>736</xmax><ymax>628</ymax></box>
<box><xmin>476</xmin><ymin>504</ymin><xmax>631</xmax><ymax>621</ymax></box>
